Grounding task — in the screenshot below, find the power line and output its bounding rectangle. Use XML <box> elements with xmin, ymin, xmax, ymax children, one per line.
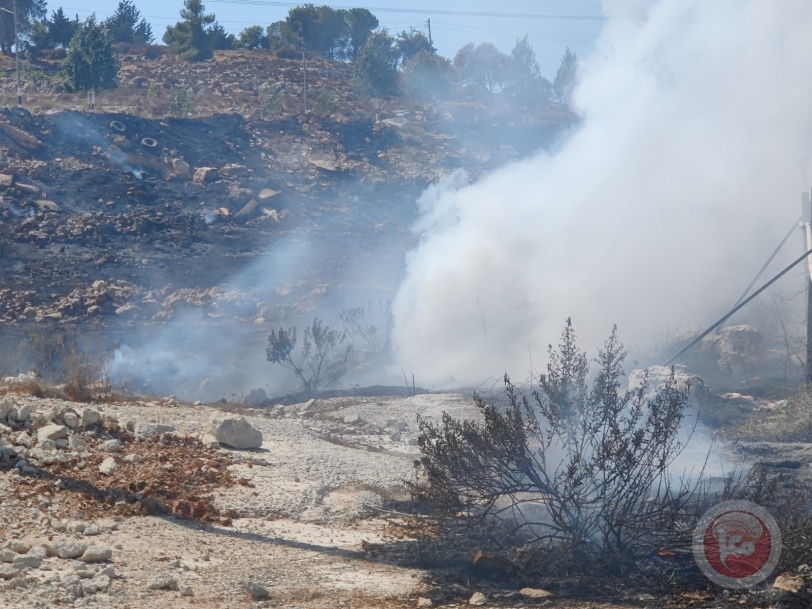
<box><xmin>207</xmin><ymin>0</ymin><xmax>606</xmax><ymax>21</ymax></box>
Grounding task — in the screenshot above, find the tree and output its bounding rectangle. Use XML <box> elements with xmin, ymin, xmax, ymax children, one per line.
<box><xmin>104</xmin><ymin>1</ymin><xmax>153</xmax><ymax>44</ymax></box>
<box><xmin>265</xmin><ymin>19</ymin><xmax>296</xmax><ymax>51</ymax></box>
<box><xmin>401</xmin><ymin>50</ymin><xmax>453</xmax><ymax>100</ymax></box>
<box><xmin>48</xmin><ymin>7</ymin><xmax>76</xmax><ymax>48</ymax></box>
<box><xmin>62</xmin><ymin>15</ymin><xmax>119</xmax><ymax>94</ymax></box>
<box><xmin>345</xmin><ymin>8</ymin><xmax>377</xmax><ymax>61</ymax></box>
<box><xmin>209</xmin><ymin>22</ymin><xmax>235</xmax><ymax>50</ymax></box>
<box><xmin>454</xmin><ymin>42</ymin><xmax>510</xmax><ymax>96</ymax></box>
<box><xmin>396</xmin><ymin>29</ymin><xmax>434</xmax><ymax>66</ymax></box>
<box><xmin>504</xmin><ymin>35</ymin><xmax>552</xmax><ymax>111</ymax></box>
<box><xmin>414</xmin><ymin>321</ymin><xmax>707</xmax><ymax>573</ymax></box>
<box><xmin>553</xmin><ymin>46</ymin><xmax>578</xmax><ymax>105</ymax></box>
<box><xmin>0</xmin><ymin>0</ymin><xmax>47</xmax><ymax>55</ymax></box>
<box><xmin>285</xmin><ymin>4</ymin><xmax>348</xmax><ymax>59</ymax></box>
<box><xmin>266</xmin><ymin>319</ymin><xmax>351</xmax><ymax>393</ymax></box>
<box><xmin>354</xmin><ymin>29</ymin><xmax>399</xmax><ymax>97</ymax></box>
<box><xmin>237</xmin><ymin>25</ymin><xmax>268</xmax><ymax>50</ymax></box>
<box><xmin>163</xmin><ymin>0</ymin><xmax>215</xmax><ymax>61</ymax></box>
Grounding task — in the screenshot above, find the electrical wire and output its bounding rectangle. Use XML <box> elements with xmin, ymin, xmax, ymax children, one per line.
<box><xmin>663</xmin><ymin>244</ymin><xmax>812</xmax><ymax>366</ymax></box>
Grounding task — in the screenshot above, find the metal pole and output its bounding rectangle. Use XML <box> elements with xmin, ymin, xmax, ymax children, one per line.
<box><xmin>427</xmin><ymin>18</ymin><xmax>432</xmax><ymax>49</ymax></box>
<box><xmin>302</xmin><ymin>49</ymin><xmax>307</xmax><ymax>114</ymax></box>
<box><xmin>13</xmin><ymin>0</ymin><xmax>19</xmax><ymax>105</ymax></box>
<box><xmin>803</xmin><ymin>192</ymin><xmax>812</xmax><ymax>386</ymax></box>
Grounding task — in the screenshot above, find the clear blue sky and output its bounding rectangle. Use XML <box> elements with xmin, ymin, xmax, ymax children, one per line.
<box><xmin>57</xmin><ymin>0</ymin><xmax>604</xmax><ymax>78</ymax></box>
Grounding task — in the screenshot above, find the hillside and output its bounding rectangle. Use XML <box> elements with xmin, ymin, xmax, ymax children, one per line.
<box><xmin>0</xmin><ymin>47</ymin><xmax>575</xmax><ymax>397</ymax></box>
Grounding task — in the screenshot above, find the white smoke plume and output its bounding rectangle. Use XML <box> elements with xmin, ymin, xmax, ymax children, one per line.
<box><xmin>392</xmin><ymin>0</ymin><xmax>812</xmax><ymax>387</ymax></box>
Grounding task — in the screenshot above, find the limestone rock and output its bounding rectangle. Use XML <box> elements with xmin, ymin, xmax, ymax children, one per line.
<box><xmin>37</xmin><ymin>424</ymin><xmax>69</xmax><ymax>443</ymax></box>
<box><xmin>206</xmin><ymin>414</ymin><xmax>262</xmax><ymax>449</ymax></box>
<box><xmin>81</xmin><ymin>408</ymin><xmax>101</xmax><ymax>426</ymax></box>
<box><xmin>134</xmin><ymin>422</ymin><xmax>175</xmax><ymax>439</ymax></box>
<box><xmin>627</xmin><ymin>365</ymin><xmax>710</xmax><ymax>409</ymax></box>
<box><xmin>193</xmin><ymin>167</ymin><xmax>219</xmax><ymax>184</ymax></box>
<box><xmin>147</xmin><ymin>573</ymin><xmax>179</xmax><ymax>591</ymax></box>
<box><xmin>245</xmin><ymin>581</ymin><xmax>269</xmax><ymax>600</ymax></box>
<box><xmin>55</xmin><ymin>540</ymin><xmax>87</xmax><ymax>559</ymax></box>
<box><xmin>469</xmin><ymin>592</ymin><xmax>487</xmax><ymax>606</ymax></box>
<box><xmin>519</xmin><ymin>588</ymin><xmax>551</xmax><ymax>599</ymax></box>
<box><xmin>79</xmin><ymin>545</ymin><xmax>113</xmax><ymax>563</ymax></box>
<box><xmin>99</xmin><ymin>457</ymin><xmax>118</xmax><ymax>476</ymax></box>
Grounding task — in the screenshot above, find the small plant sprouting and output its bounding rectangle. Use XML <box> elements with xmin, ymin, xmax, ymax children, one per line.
<box><xmin>258</xmin><ymin>81</ymin><xmax>284</xmax><ymax>116</ymax></box>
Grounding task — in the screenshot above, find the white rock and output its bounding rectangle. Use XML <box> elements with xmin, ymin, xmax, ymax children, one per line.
<box><xmin>0</xmin><ymin>399</ymin><xmax>14</xmax><ymax>422</ymax></box>
<box><xmin>206</xmin><ymin>415</ymin><xmax>262</xmax><ymax>449</ymax></box>
<box><xmin>469</xmin><ymin>592</ymin><xmax>487</xmax><ymax>606</ymax></box>
<box><xmin>37</xmin><ymin>424</ymin><xmax>69</xmax><ymax>443</ymax></box>
<box><xmin>66</xmin><ymin>520</ymin><xmax>87</xmax><ymax>534</ymax></box>
<box><xmin>62</xmin><ymin>411</ymin><xmax>80</xmax><ymax>428</ymax></box>
<box><xmin>81</xmin><ymin>408</ymin><xmax>101</xmax><ymax>426</ymax></box>
<box><xmin>180</xmin><ymin>585</ymin><xmax>194</xmax><ymax>596</ymax></box>
<box><xmin>0</xmin><ymin>549</ymin><xmax>16</xmax><ymax>563</ymax></box>
<box><xmin>102</xmin><ymin>439</ymin><xmax>122</xmax><ymax>453</ymax></box>
<box><xmin>79</xmin><ymin>545</ymin><xmax>113</xmax><ymax>563</ymax></box>
<box><xmin>68</xmin><ymin>435</ymin><xmax>86</xmax><ymax>451</ymax></box>
<box><xmin>15</xmin><ymin>404</ymin><xmax>35</xmax><ymax>423</ymax></box>
<box><xmin>199</xmin><ymin>434</ymin><xmax>219</xmax><ymax>449</ymax></box>
<box><xmin>13</xmin><ymin>555</ymin><xmax>41</xmax><ymax>569</ymax></box>
<box><xmin>0</xmin><ymin>564</ymin><xmax>20</xmax><ymax>579</ymax></box>
<box><xmin>134</xmin><ymin>422</ymin><xmax>175</xmax><ymax>439</ymax></box>
<box><xmin>123</xmin><ymin>453</ymin><xmax>143</xmax><ymax>464</ymax></box>
<box><xmin>6</xmin><ymin>540</ymin><xmax>30</xmax><ymax>554</ymax></box>
<box><xmin>83</xmin><ymin>524</ymin><xmax>103</xmax><ymax>536</ymax></box>
<box><xmin>147</xmin><ymin>573</ymin><xmax>179</xmax><ymax>590</ymax></box>
<box><xmin>85</xmin><ymin>574</ymin><xmax>112</xmax><ymax>592</ymax></box>
<box><xmin>98</xmin><ymin>457</ymin><xmax>118</xmax><ymax>476</ymax></box>
<box><xmin>55</xmin><ymin>540</ymin><xmax>87</xmax><ymax>559</ymax></box>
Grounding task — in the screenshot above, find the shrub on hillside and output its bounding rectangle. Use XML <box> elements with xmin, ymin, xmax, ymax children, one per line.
<box><xmin>413</xmin><ymin>319</ymin><xmax>708</xmax><ymax>574</ymax></box>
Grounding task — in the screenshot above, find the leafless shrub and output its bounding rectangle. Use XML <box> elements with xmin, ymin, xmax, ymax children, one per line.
<box><xmin>340</xmin><ymin>303</ymin><xmax>392</xmax><ymax>355</ymax></box>
<box><xmin>266</xmin><ymin>318</ymin><xmax>352</xmax><ymax>393</ymax></box>
<box><xmin>413</xmin><ymin>319</ymin><xmax>709</xmax><ymax>574</ymax></box>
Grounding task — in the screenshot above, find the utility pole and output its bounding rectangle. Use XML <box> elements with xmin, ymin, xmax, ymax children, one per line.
<box><xmin>804</xmin><ymin>191</ymin><xmax>812</xmax><ymax>386</ymax></box>
<box><xmin>302</xmin><ymin>48</ymin><xmax>307</xmax><ymax>113</ymax></box>
<box><xmin>426</xmin><ymin>19</ymin><xmax>433</xmax><ymax>49</ymax></box>
<box><xmin>13</xmin><ymin>0</ymin><xmax>19</xmax><ymax>106</ymax></box>
<box><xmin>0</xmin><ymin>0</ymin><xmax>20</xmax><ymax>105</ymax></box>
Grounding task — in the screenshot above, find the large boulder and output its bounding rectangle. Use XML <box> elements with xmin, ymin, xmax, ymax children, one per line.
<box><xmin>699</xmin><ymin>325</ymin><xmax>762</xmax><ymax>374</ymax></box>
<box><xmin>206</xmin><ymin>414</ymin><xmax>262</xmax><ymax>449</ymax></box>
<box><xmin>627</xmin><ymin>365</ymin><xmax>710</xmax><ymax>410</ymax></box>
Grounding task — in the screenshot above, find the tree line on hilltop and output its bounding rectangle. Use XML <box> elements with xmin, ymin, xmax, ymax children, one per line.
<box><xmin>0</xmin><ymin>0</ymin><xmax>579</xmax><ymax>111</ymax></box>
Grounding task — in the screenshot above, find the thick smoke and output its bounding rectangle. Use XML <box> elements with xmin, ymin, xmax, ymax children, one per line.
<box><xmin>392</xmin><ymin>0</ymin><xmax>812</xmax><ymax>387</ymax></box>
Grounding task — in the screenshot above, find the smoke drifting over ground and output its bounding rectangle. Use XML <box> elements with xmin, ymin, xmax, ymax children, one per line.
<box><xmin>392</xmin><ymin>0</ymin><xmax>812</xmax><ymax>387</ymax></box>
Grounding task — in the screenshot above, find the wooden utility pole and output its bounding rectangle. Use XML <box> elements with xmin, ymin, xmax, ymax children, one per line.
<box><xmin>426</xmin><ymin>19</ymin><xmax>433</xmax><ymax>49</ymax></box>
<box><xmin>804</xmin><ymin>192</ymin><xmax>812</xmax><ymax>385</ymax></box>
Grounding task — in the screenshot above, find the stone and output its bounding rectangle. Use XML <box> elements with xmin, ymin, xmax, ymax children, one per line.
<box><xmin>68</xmin><ymin>435</ymin><xmax>86</xmax><ymax>451</ymax></box>
<box><xmin>199</xmin><ymin>434</ymin><xmax>219</xmax><ymax>449</ymax></box>
<box><xmin>193</xmin><ymin>167</ymin><xmax>219</xmax><ymax>184</ymax></box>
<box><xmin>471</xmin><ymin>550</ymin><xmax>515</xmax><ymax>576</ymax></box>
<box><xmin>83</xmin><ymin>524</ymin><xmax>103</xmax><ymax>536</ymax></box>
<box><xmin>123</xmin><ymin>453</ymin><xmax>144</xmax><ymax>464</ymax></box>
<box><xmin>0</xmin><ymin>564</ymin><xmax>20</xmax><ymax>580</ymax></box>
<box><xmin>99</xmin><ymin>457</ymin><xmax>118</xmax><ymax>476</ymax></box>
<box><xmin>417</xmin><ymin>597</ymin><xmax>433</xmax><ymax>607</ymax></box>
<box><xmin>258</xmin><ymin>188</ymin><xmax>280</xmax><ymax>200</ymax></box>
<box><xmin>13</xmin><ymin>554</ymin><xmax>41</xmax><ymax>569</ymax></box>
<box><xmin>180</xmin><ymin>585</ymin><xmax>194</xmax><ymax>596</ymax></box>
<box><xmin>172</xmin><ymin>158</ymin><xmax>190</xmax><ymax>176</ymax></box>
<box><xmin>244</xmin><ymin>388</ymin><xmax>267</xmax><ymax>406</ymax></box>
<box><xmin>206</xmin><ymin>414</ymin><xmax>262</xmax><ymax>449</ymax></box>
<box><xmin>66</xmin><ymin>520</ymin><xmax>86</xmax><ymax>534</ymax></box>
<box><xmin>147</xmin><ymin>573</ymin><xmax>179</xmax><ymax>591</ymax></box>
<box><xmin>37</xmin><ymin>424</ymin><xmax>68</xmax><ymax>443</ymax></box>
<box><xmin>343</xmin><ymin>413</ymin><xmax>360</xmax><ymax>424</ymax></box>
<box><xmin>16</xmin><ymin>403</ymin><xmax>35</xmax><ymax>422</ymax></box>
<box><xmin>773</xmin><ymin>573</ymin><xmax>805</xmax><ymax>594</ymax></box>
<box><xmin>134</xmin><ymin>422</ymin><xmax>175</xmax><ymax>439</ymax></box>
<box><xmin>700</xmin><ymin>324</ymin><xmax>762</xmax><ymax>374</ymax></box>
<box><xmin>81</xmin><ymin>408</ymin><xmax>101</xmax><ymax>426</ymax></box>
<box><xmin>0</xmin><ymin>549</ymin><xmax>16</xmax><ymax>562</ymax></box>
<box><xmin>102</xmin><ymin>439</ymin><xmax>122</xmax><ymax>453</ymax></box>
<box><xmin>85</xmin><ymin>574</ymin><xmax>112</xmax><ymax>592</ymax></box>
<box><xmin>7</xmin><ymin>540</ymin><xmax>30</xmax><ymax>554</ymax></box>
<box><xmin>55</xmin><ymin>540</ymin><xmax>87</xmax><ymax>559</ymax></box>
<box><xmin>627</xmin><ymin>365</ymin><xmax>711</xmax><ymax>410</ymax></box>
<box><xmin>245</xmin><ymin>581</ymin><xmax>269</xmax><ymax>600</ymax></box>
<box><xmin>519</xmin><ymin>588</ymin><xmax>551</xmax><ymax>599</ymax></box>
<box><xmin>62</xmin><ymin>410</ymin><xmax>80</xmax><ymax>428</ymax></box>
<box><xmin>469</xmin><ymin>592</ymin><xmax>487</xmax><ymax>606</ymax></box>
<box><xmin>79</xmin><ymin>545</ymin><xmax>113</xmax><ymax>563</ymax></box>
<box><xmin>0</xmin><ymin>399</ymin><xmax>13</xmax><ymax>421</ymax></box>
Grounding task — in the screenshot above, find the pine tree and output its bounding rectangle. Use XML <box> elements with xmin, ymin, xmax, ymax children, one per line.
<box><xmin>553</xmin><ymin>46</ymin><xmax>579</xmax><ymax>105</ymax></box>
<box><xmin>163</xmin><ymin>0</ymin><xmax>215</xmax><ymax>61</ymax></box>
<box><xmin>48</xmin><ymin>7</ymin><xmax>76</xmax><ymax>48</ymax></box>
<box><xmin>62</xmin><ymin>15</ymin><xmax>119</xmax><ymax>94</ymax></box>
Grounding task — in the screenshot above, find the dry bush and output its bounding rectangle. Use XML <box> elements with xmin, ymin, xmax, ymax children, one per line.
<box><xmin>413</xmin><ymin>319</ymin><xmax>710</xmax><ymax>575</ymax></box>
